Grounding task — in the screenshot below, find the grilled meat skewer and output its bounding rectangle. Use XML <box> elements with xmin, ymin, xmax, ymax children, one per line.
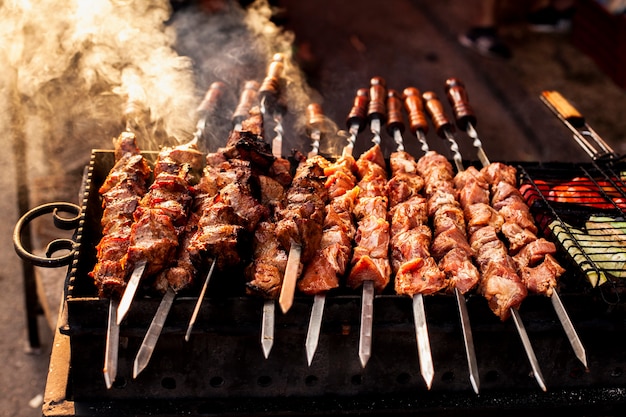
<box><xmin>301</xmin><ymin>91</ymin><xmax>368</xmax><ymax>365</ymax></box>
<box><xmin>386</xmin><ymin>89</ymin><xmax>440</xmax><ymax>389</ymax></box>
<box><xmin>446</xmin><ymin>79</ymin><xmax>587</xmax><ymax>368</ymax></box>
<box><xmin>348</xmin><ymin>142</ymin><xmax>391</xmax><ymax>368</ymax></box>
<box><xmin>90</xmin><ymin>131</ymin><xmax>152</xmax><ymax>389</ymax></box>
<box><xmin>423</xmin><ymin>90</ymin><xmax>547</xmax><ymax>391</ymax></box>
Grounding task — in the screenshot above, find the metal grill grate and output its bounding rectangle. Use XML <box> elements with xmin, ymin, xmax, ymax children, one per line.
<box><xmin>517</xmin><ymin>159</ymin><xmax>626</xmax><ymax>302</ymax></box>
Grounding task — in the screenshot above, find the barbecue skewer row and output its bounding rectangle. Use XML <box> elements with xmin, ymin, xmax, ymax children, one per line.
<box><xmin>446</xmin><ymin>79</ymin><xmax>587</xmax><ymax>369</ymax></box>
<box><xmin>300</xmin><ymin>96</ymin><xmax>365</xmax><ymax>365</ymax></box>
<box><xmin>185</xmin><ymin>80</ymin><xmax>263</xmax><ymax>341</ymax></box>
<box><xmin>403</xmin><ymin>86</ymin><xmax>481</xmax><ymax>393</ymax></box>
<box><xmin>423</xmin><ymin>90</ymin><xmax>547</xmax><ymax>391</ymax></box>
<box><xmin>90</xmin><ymin>128</ymin><xmax>152</xmax><ymax>388</ymax></box>
<box><xmin>347</xmin><ymin>76</ymin><xmax>392</xmax><ymax>368</ymax></box>
<box><xmin>385</xmin><ymin>88</ymin><xmax>439</xmax><ymax>389</ymax></box>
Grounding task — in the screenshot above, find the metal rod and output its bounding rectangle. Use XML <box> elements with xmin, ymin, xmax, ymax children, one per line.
<box><xmin>117</xmin><ymin>260</ymin><xmax>147</xmax><ymax>324</ymax></box>
<box><xmin>413</xmin><ymin>293</ymin><xmax>434</xmax><ymax>389</ymax></box>
<box><xmin>455</xmin><ymin>288</ymin><xmax>480</xmax><ymax>394</ymax></box>
<box><xmin>305</xmin><ymin>294</ymin><xmax>325</xmax><ymax>366</ymax></box>
<box><xmin>133</xmin><ymin>286</ymin><xmax>176</xmax><ymax>378</ymax></box>
<box><xmin>359</xmin><ymin>280</ymin><xmax>374</xmax><ymax>368</ymax></box>
<box><xmin>261</xmin><ymin>300</ymin><xmax>275</xmax><ymax>358</ymax></box>
<box><xmin>104</xmin><ymin>299</ymin><xmax>119</xmax><ymax>389</ymax></box>
<box><xmin>511</xmin><ymin>308</ymin><xmax>547</xmax><ymax>391</ymax></box>
<box><xmin>185</xmin><ymin>259</ymin><xmax>216</xmax><ymax>342</ymax></box>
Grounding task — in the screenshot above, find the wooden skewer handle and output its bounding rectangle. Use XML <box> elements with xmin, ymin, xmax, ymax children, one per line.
<box><xmin>402</xmin><ymin>87</ymin><xmax>429</xmax><ymax>135</ymax></box>
<box><xmin>367</xmin><ymin>76</ymin><xmax>387</xmax><ymax>123</ymax></box>
<box><xmin>306</xmin><ymin>103</ymin><xmax>325</xmax><ymax>135</ymax></box>
<box><xmin>232</xmin><ymin>80</ymin><xmax>260</xmax><ymax>122</ymax></box>
<box><xmin>386</xmin><ymin>89</ymin><xmax>405</xmax><ymax>136</ymax></box>
<box><xmin>346</xmin><ymin>88</ymin><xmax>369</xmax><ymax>132</ymax></box>
<box><xmin>259</xmin><ymin>53</ymin><xmax>285</xmax><ymax>102</ymax></box>
<box><xmin>541</xmin><ymin>90</ymin><xmax>585</xmax><ymax>127</ymax></box>
<box><xmin>422</xmin><ymin>91</ymin><xmax>453</xmax><ymax>137</ymax></box>
<box><xmin>196</xmin><ymin>81</ymin><xmax>225</xmax><ymax>113</ymax></box>
<box><xmin>445</xmin><ymin>78</ymin><xmax>476</xmax><ymax>130</ymax></box>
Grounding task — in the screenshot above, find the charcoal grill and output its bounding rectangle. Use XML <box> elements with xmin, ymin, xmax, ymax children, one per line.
<box><xmin>13</xmin><ymin>145</ymin><xmax>626</xmax><ymax>416</ymax></box>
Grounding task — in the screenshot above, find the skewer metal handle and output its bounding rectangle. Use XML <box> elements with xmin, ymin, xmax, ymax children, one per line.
<box><xmin>346</xmin><ymin>88</ymin><xmax>369</xmax><ymax>132</ymax></box>
<box><xmin>367</xmin><ymin>76</ymin><xmax>387</xmax><ymax>123</ymax></box>
<box><xmin>402</xmin><ymin>87</ymin><xmax>429</xmax><ymax>135</ymax></box>
<box><xmin>445</xmin><ymin>78</ymin><xmax>476</xmax><ymax>130</ymax></box>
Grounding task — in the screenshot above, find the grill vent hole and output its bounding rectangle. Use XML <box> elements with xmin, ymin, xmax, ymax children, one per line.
<box><xmin>161</xmin><ymin>377</ymin><xmax>176</xmax><ymax>390</ymax></box>
<box><xmin>485</xmin><ymin>370</ymin><xmax>499</xmax><ymax>383</ymax></box>
<box><xmin>441</xmin><ymin>371</ymin><xmax>455</xmax><ymax>383</ymax></box>
<box><xmin>257</xmin><ymin>375</ymin><xmax>272</xmax><ymax>387</ymax></box>
<box><xmin>210</xmin><ymin>376</ymin><xmax>225</xmax><ymax>387</ymax></box>
<box><xmin>396</xmin><ymin>372</ymin><xmax>411</xmax><ymax>385</ymax></box>
<box><xmin>305</xmin><ymin>375</ymin><xmax>318</xmax><ymax>386</ymax></box>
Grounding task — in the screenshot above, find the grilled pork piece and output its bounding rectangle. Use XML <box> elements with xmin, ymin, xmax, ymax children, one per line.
<box><xmin>347</xmin><ymin>144</ymin><xmax>391</xmax><ymax>293</ymax></box>
<box><xmin>481</xmin><ymin>162</ymin><xmax>565</xmax><ymax>297</ymax></box>
<box><xmin>275</xmin><ymin>153</ymin><xmax>329</xmax><ymax>263</ymax></box>
<box><xmin>123</xmin><ymin>143</ymin><xmax>196</xmax><ymax>280</ymax></box>
<box><xmin>157</xmin><ymin>109</ymin><xmax>276</xmax><ymax>294</ymax></box>
<box><xmin>453</xmin><ymin>163</ymin><xmax>526</xmax><ymax>320</ymax></box>
<box><xmin>90</xmin><ymin>131</ymin><xmax>152</xmax><ymax>298</ymax></box>
<box><xmin>416</xmin><ymin>151</ymin><xmax>479</xmax><ymax>295</ymax></box>
<box><xmin>298</xmin><ymin>155</ymin><xmax>359</xmax><ymax>295</ymax></box>
<box><xmin>388</xmin><ymin>151</ymin><xmax>446</xmax><ymax>297</ymax></box>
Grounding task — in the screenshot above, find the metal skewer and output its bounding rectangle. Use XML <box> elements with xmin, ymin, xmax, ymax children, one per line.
<box><xmin>386</xmin><ymin>88</ymin><xmax>435</xmax><ymax>389</ymax></box>
<box><xmin>258</xmin><ymin>53</ymin><xmax>287</xmax><ymax>356</ymax></box>
<box><xmin>358</xmin><ymin>76</ymin><xmax>387</xmax><ymax>368</ymax></box>
<box><xmin>447</xmin><ymin>79</ymin><xmax>588</xmax><ymax>370</ymax></box>
<box><xmin>423</xmin><ymin>90</ymin><xmax>547</xmax><ymax>392</ymax></box>
<box><xmin>305</xmin><ymin>89</ymin><xmax>369</xmax><ymax>366</ymax></box>
<box><xmin>132</xmin><ymin>83</ymin><xmax>225</xmax><ymax>377</ymax></box>
<box><xmin>404</xmin><ymin>86</ymin><xmax>480</xmax><ymax>393</ymax></box>
<box><xmin>103</xmin><ymin>299</ymin><xmax>119</xmax><ymax>389</ymax></box>
<box><xmin>104</xmin><ymin>100</ymin><xmax>153</xmax><ymax>387</ymax></box>
<box><xmin>185</xmin><ymin>81</ymin><xmax>255</xmax><ymax>342</ymax></box>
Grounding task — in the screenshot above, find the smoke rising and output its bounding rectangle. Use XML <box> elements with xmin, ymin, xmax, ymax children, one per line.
<box><xmin>3</xmin><ymin>0</ymin><xmax>323</xmax><ymax>182</ymax></box>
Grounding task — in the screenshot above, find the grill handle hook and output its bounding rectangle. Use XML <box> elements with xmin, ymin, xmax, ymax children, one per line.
<box><xmin>13</xmin><ymin>202</ymin><xmax>82</xmax><ymax>268</ymax></box>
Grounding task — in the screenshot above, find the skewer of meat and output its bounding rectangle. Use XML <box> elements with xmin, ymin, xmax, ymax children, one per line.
<box><xmin>185</xmin><ymin>80</ymin><xmax>263</xmax><ymax>340</ymax></box>
<box><xmin>275</xmin><ymin>140</ymin><xmax>328</xmax><ymax>314</ymax></box>
<box><xmin>423</xmin><ymin>90</ymin><xmax>547</xmax><ymax>391</ymax></box>
<box><xmin>123</xmin><ymin>83</ymin><xmax>225</xmax><ymax>379</ymax></box>
<box><xmin>299</xmin><ymin>101</ymin><xmax>362</xmax><ymax>365</ymax></box>
<box><xmin>386</xmin><ymin>88</ymin><xmax>441</xmax><ymax>389</ymax></box>
<box><xmin>445</xmin><ymin>78</ymin><xmax>587</xmax><ymax>369</ymax></box>
<box><xmin>404</xmin><ymin>87</ymin><xmax>481</xmax><ymax>393</ymax></box>
<box><xmin>346</xmin><ymin>77</ymin><xmax>392</xmax><ymax>368</ymax></box>
<box><xmin>90</xmin><ymin>130</ymin><xmax>152</xmax><ymax>388</ymax></box>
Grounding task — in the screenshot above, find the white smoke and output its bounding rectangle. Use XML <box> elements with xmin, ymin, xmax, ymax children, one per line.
<box><xmin>1</xmin><ymin>0</ymin><xmax>320</xmax><ymax>204</ymax></box>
